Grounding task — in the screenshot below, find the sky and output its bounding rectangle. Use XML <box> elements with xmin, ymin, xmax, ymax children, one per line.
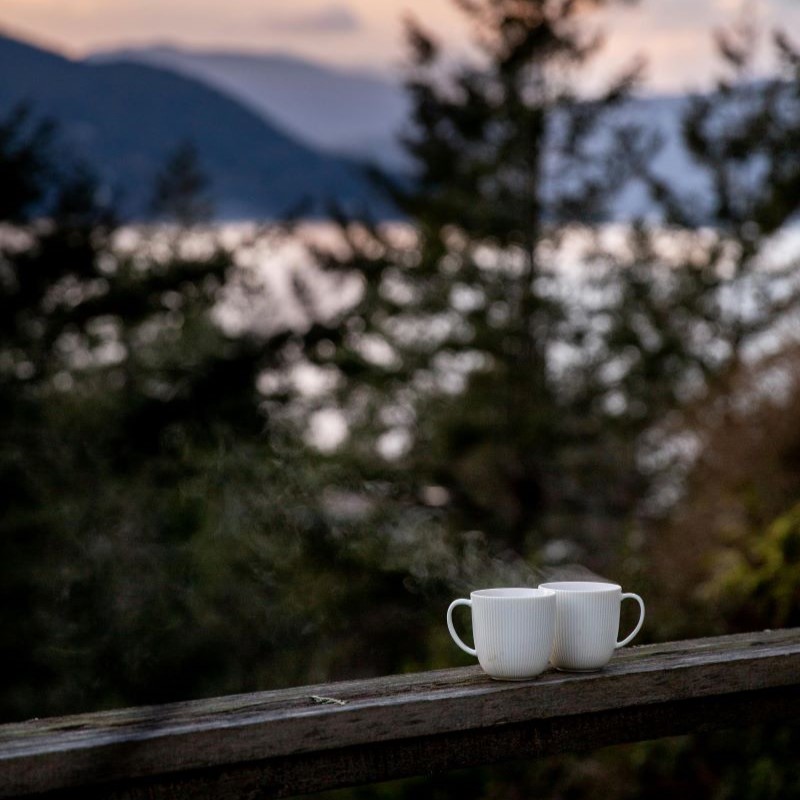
<box><xmin>1</xmin><ymin>0</ymin><xmax>799</xmax><ymax>90</ymax></box>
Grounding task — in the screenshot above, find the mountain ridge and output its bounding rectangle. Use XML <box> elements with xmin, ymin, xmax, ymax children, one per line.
<box><xmin>0</xmin><ymin>32</ymin><xmax>388</xmax><ymax>219</ymax></box>
<box><xmin>89</xmin><ymin>44</ymin><xmax>411</xmax><ymax>169</ymax></box>
<box><xmin>89</xmin><ymin>43</ymin><xmax>710</xmax><ymax>218</ymax></box>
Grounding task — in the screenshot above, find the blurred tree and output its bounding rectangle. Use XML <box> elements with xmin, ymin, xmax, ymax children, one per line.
<box><xmin>0</xmin><ymin>111</ymin><xmax>273</xmax><ymax>452</ymax></box>
<box><xmin>0</xmin><ymin>104</ymin><xmax>462</xmax><ymax>721</ymax></box>
<box><xmin>602</xmin><ymin>22</ymin><xmax>800</xmax><ymax>437</ymax></box>
<box><xmin>294</xmin><ymin>14</ymin><xmax>800</xmax><ymax>800</ymax></box>
<box><xmin>150</xmin><ymin>139</ymin><xmax>215</xmax><ymax>226</ymax></box>
<box><xmin>0</xmin><ymin>108</ymin><xmax>313</xmax><ymax>719</ymax></box>
<box><xmin>300</xmin><ymin>0</ymin><xmax>642</xmax><ymax>567</ymax></box>
<box><xmin>585</xmin><ymin>27</ymin><xmax>800</xmax><ymax>800</ymax></box>
<box><xmin>609</xmin><ymin>26</ymin><xmax>800</xmax><ymax>637</ymax></box>
<box><xmin>0</xmin><ymin>104</ymin><xmax>53</xmax><ymax>221</ymax></box>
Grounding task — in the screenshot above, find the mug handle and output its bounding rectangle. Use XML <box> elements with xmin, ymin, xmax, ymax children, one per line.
<box><xmin>615</xmin><ymin>593</ymin><xmax>645</xmax><ymax>648</ymax></box>
<box><xmin>446</xmin><ymin>598</ymin><xmax>477</xmax><ymax>657</ymax></box>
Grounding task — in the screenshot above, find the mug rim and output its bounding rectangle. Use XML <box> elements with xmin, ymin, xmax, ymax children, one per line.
<box><xmin>538</xmin><ymin>581</ymin><xmax>621</xmax><ymax>592</ymax></box>
<box><xmin>471</xmin><ymin>587</ymin><xmax>555</xmax><ymax>599</ymax></box>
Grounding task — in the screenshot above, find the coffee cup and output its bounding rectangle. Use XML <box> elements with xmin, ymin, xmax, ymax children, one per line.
<box><xmin>538</xmin><ymin>581</ymin><xmax>645</xmax><ymax>671</ymax></box>
<box><xmin>446</xmin><ymin>587</ymin><xmax>555</xmax><ymax>680</ymax></box>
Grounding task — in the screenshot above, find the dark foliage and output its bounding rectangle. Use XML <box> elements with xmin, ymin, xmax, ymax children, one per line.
<box><xmin>298</xmin><ymin>0</ymin><xmax>645</xmax><ymax>567</ymax></box>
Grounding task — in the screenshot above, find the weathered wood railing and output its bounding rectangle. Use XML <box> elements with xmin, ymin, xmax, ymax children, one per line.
<box><xmin>2</xmin><ymin>628</ymin><xmax>800</xmax><ymax>799</ymax></box>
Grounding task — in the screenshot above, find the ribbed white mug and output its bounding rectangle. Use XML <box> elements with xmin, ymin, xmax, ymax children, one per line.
<box><xmin>446</xmin><ymin>587</ymin><xmax>555</xmax><ymax>680</ymax></box>
<box><xmin>539</xmin><ymin>581</ymin><xmax>645</xmax><ymax>671</ymax></box>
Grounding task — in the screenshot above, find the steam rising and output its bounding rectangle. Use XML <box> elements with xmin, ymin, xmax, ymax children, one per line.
<box><xmin>446</xmin><ymin>556</ymin><xmax>613</xmax><ymax>595</ymax></box>
<box><xmin>399</xmin><ymin>527</ymin><xmax>613</xmax><ymax>596</ymax></box>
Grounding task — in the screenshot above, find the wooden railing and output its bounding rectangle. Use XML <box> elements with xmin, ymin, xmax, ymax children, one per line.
<box><xmin>2</xmin><ymin>628</ymin><xmax>800</xmax><ymax>799</ymax></box>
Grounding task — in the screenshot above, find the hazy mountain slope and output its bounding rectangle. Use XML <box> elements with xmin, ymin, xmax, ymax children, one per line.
<box><xmin>91</xmin><ymin>44</ymin><xmax>714</xmax><ymax>219</ymax></box>
<box><xmin>0</xmin><ymin>33</ymin><xmax>386</xmax><ymax>218</ymax></box>
<box><xmin>90</xmin><ymin>46</ymin><xmax>411</xmax><ymax>169</ymax></box>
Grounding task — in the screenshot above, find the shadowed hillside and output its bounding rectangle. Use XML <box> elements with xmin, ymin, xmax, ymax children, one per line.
<box><xmin>90</xmin><ymin>45</ymin><xmax>411</xmax><ymax>169</ymax></box>
<box><xmin>0</xmin><ymin>32</ymin><xmax>389</xmax><ymax>218</ymax></box>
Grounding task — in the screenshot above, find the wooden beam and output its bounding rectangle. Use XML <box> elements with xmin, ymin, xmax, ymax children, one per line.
<box><xmin>1</xmin><ymin>629</ymin><xmax>800</xmax><ymax>799</ymax></box>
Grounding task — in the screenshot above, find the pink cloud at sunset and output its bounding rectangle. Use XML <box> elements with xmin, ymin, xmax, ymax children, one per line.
<box><xmin>0</xmin><ymin>0</ymin><xmax>798</xmax><ymax>89</ymax></box>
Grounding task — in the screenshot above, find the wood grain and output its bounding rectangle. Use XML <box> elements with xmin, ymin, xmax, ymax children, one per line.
<box><xmin>1</xmin><ymin>628</ymin><xmax>799</xmax><ymax>799</ymax></box>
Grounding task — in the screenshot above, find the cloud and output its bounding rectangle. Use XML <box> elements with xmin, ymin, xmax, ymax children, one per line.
<box><xmin>262</xmin><ymin>4</ymin><xmax>361</xmax><ymax>34</ymax></box>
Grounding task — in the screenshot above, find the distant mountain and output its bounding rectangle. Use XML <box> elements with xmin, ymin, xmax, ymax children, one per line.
<box><xmin>88</xmin><ymin>44</ymin><xmax>710</xmax><ymax>220</ymax></box>
<box><xmin>89</xmin><ymin>45</ymin><xmax>411</xmax><ymax>170</ymax></box>
<box><xmin>0</xmin><ymin>33</ymin><xmax>390</xmax><ymax>219</ymax></box>
<box><xmin>2</xmin><ymin>31</ymin><xmax>732</xmax><ymax>223</ymax></box>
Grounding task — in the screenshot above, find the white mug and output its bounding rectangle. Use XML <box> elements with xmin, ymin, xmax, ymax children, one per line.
<box><xmin>446</xmin><ymin>587</ymin><xmax>555</xmax><ymax>680</ymax></box>
<box><xmin>539</xmin><ymin>581</ymin><xmax>645</xmax><ymax>671</ymax></box>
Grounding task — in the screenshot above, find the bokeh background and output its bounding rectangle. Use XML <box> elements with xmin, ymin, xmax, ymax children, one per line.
<box><xmin>2</xmin><ymin>0</ymin><xmax>800</xmax><ymax>797</ymax></box>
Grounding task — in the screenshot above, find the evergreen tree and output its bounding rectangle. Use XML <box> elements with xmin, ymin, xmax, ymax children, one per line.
<box><xmin>581</xmin><ymin>27</ymin><xmax>800</xmax><ymax>625</ymax></box>
<box><xmin>0</xmin><ymin>107</ymin><xmax>460</xmax><ymax>720</ymax></box>
<box><xmin>300</xmin><ymin>0</ymin><xmax>641</xmax><ymax>565</ymax></box>
<box><xmin>586</xmin><ymin>28</ymin><xmax>800</xmax><ymax>800</ymax></box>
<box><xmin>150</xmin><ymin>139</ymin><xmax>215</xmax><ymax>225</ymax></box>
<box><xmin>603</xmin><ymin>24</ymin><xmax>800</xmax><ymax>446</ymax></box>
<box><xmin>0</xmin><ymin>109</ymin><xmax>309</xmax><ymax>719</ymax></box>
